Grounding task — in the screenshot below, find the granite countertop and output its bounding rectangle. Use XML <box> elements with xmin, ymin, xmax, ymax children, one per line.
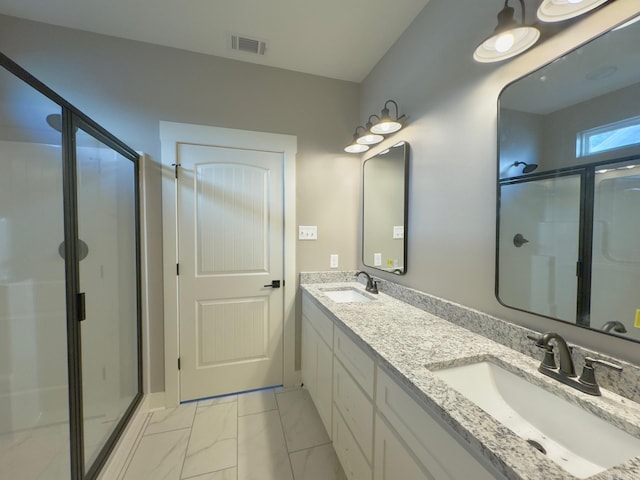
<box><xmin>301</xmin><ymin>281</ymin><xmax>640</xmax><ymax>480</ymax></box>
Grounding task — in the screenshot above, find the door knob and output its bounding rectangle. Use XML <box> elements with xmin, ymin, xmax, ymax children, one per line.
<box><xmin>263</xmin><ymin>280</ymin><xmax>281</xmax><ymax>288</ymax></box>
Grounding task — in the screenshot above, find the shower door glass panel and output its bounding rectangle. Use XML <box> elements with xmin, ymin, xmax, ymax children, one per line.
<box><xmin>76</xmin><ymin>128</ymin><xmax>138</xmax><ymax>469</ymax></box>
<box><xmin>0</xmin><ymin>72</ymin><xmax>69</xmax><ymax>478</ymax></box>
<box><xmin>498</xmin><ymin>175</ymin><xmax>581</xmax><ymax>322</ymax></box>
<box><xmin>591</xmin><ymin>162</ymin><xmax>640</xmax><ymax>339</ymax></box>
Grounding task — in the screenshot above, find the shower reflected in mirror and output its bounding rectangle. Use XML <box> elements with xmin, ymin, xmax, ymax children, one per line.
<box><xmin>513</xmin><ymin>161</ymin><xmax>538</xmax><ymax>174</ymax></box>
<box><xmin>497</xmin><ymin>12</ymin><xmax>640</xmax><ymax>343</ymax></box>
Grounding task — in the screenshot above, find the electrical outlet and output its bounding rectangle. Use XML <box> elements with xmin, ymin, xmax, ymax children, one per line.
<box><xmin>330</xmin><ymin>254</ymin><xmax>339</xmax><ymax>268</ymax></box>
<box><xmin>298</xmin><ymin>226</ymin><xmax>317</xmax><ymax>240</ymax></box>
<box><xmin>374</xmin><ymin>253</ymin><xmax>382</xmax><ymax>266</ymax></box>
<box><xmin>393</xmin><ymin>225</ymin><xmax>404</xmax><ymax>239</ymax></box>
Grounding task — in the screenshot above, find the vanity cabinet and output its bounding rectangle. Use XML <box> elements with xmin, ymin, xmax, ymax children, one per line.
<box><xmin>376</xmin><ymin>367</ymin><xmax>497</xmax><ymax>480</ymax></box>
<box><xmin>301</xmin><ymin>295</ymin><xmax>333</xmax><ymax>436</ymax></box>
<box><xmin>301</xmin><ymin>291</ymin><xmax>501</xmax><ymax>480</ymax></box>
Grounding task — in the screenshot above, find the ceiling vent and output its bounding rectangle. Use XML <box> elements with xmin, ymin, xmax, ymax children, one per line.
<box><xmin>230</xmin><ymin>34</ymin><xmax>267</xmax><ymax>56</ymax></box>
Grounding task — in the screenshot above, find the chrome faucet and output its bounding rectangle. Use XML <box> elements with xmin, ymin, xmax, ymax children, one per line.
<box><xmin>528</xmin><ymin>331</ymin><xmax>622</xmax><ymax>396</ymax></box>
<box><xmin>355</xmin><ymin>271</ymin><xmax>378</xmax><ymax>294</ymax></box>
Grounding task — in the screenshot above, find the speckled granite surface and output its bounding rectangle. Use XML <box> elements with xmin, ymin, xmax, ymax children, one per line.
<box><xmin>300</xmin><ymin>275</ymin><xmax>640</xmax><ymax>480</ymax></box>
<box><xmin>301</xmin><ymin>271</ymin><xmax>640</xmax><ymax>404</ymax></box>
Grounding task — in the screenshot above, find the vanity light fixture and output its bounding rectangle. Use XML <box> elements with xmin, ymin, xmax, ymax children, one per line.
<box><xmin>537</xmin><ymin>0</ymin><xmax>610</xmax><ymax>23</ymax></box>
<box><xmin>357</xmin><ymin>115</ymin><xmax>385</xmax><ymax>146</ymax></box>
<box><xmin>474</xmin><ymin>0</ymin><xmax>540</xmax><ymax>63</ymax></box>
<box><xmin>344</xmin><ymin>100</ymin><xmax>406</xmax><ymax>153</ymax></box>
<box><xmin>344</xmin><ymin>127</ymin><xmax>371</xmax><ymax>153</ymax></box>
<box><xmin>371</xmin><ymin>100</ymin><xmax>405</xmax><ymax>135</ymax></box>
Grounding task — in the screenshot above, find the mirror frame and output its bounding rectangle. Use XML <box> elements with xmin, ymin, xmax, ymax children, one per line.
<box><xmin>495</xmin><ymin>14</ymin><xmax>640</xmax><ymax>343</ymax></box>
<box><xmin>362</xmin><ymin>141</ymin><xmax>410</xmax><ymax>275</ymax></box>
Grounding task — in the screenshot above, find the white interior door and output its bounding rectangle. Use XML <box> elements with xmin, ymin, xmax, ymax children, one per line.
<box><xmin>177</xmin><ymin>143</ymin><xmax>284</xmax><ymax>401</ymax></box>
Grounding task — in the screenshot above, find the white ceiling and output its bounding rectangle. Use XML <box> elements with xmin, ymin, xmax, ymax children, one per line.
<box><xmin>0</xmin><ymin>0</ymin><xmax>430</xmax><ymax>82</ymax></box>
<box><xmin>501</xmin><ymin>16</ymin><xmax>640</xmax><ymax>115</ymax></box>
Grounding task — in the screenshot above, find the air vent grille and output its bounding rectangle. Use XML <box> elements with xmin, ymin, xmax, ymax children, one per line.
<box><xmin>230</xmin><ymin>35</ymin><xmax>267</xmax><ymax>55</ymax></box>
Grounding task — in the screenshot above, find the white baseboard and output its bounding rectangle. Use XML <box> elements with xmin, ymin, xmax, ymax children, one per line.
<box><xmin>146</xmin><ymin>391</ymin><xmax>166</xmax><ymax>411</ymax></box>
<box><xmin>97</xmin><ymin>392</ymin><xmax>165</xmax><ymax>480</ymax></box>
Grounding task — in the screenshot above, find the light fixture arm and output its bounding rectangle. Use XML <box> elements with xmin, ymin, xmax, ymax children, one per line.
<box><xmin>383</xmin><ymin>100</ymin><xmax>399</xmax><ymax>120</ymax></box>
<box><xmin>366</xmin><ymin>115</ymin><xmax>380</xmax><ymax>130</ymax></box>
<box><xmin>517</xmin><ymin>0</ymin><xmax>525</xmax><ymax>25</ymax></box>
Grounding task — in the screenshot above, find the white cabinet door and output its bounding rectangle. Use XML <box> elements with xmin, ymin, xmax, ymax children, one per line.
<box><xmin>301</xmin><ymin>316</ymin><xmax>316</xmax><ymax>399</ymax></box>
<box><xmin>375</xmin><ymin>414</ymin><xmax>433</xmax><ymax>480</ymax></box>
<box><xmin>301</xmin><ymin>309</ymin><xmax>332</xmax><ymax>437</ymax></box>
<box><xmin>315</xmin><ymin>336</ymin><xmax>333</xmax><ymax>436</ymax></box>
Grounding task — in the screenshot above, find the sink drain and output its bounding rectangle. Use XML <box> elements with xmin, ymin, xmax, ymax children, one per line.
<box><xmin>527</xmin><ymin>439</ymin><xmax>547</xmax><ymax>455</ymax></box>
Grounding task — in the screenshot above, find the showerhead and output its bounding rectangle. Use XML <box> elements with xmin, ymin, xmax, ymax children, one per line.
<box><xmin>46</xmin><ymin>113</ymin><xmax>62</xmax><ymax>132</ymax></box>
<box><xmin>513</xmin><ymin>161</ymin><xmax>538</xmax><ymax>174</ymax></box>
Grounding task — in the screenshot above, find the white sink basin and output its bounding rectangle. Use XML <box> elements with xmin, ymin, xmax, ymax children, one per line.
<box><xmin>322</xmin><ymin>288</ymin><xmax>373</xmax><ymax>303</ymax></box>
<box><xmin>431</xmin><ymin>360</ymin><xmax>640</xmax><ymax>478</ymax></box>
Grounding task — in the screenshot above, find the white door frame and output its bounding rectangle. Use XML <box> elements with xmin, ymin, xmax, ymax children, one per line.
<box><xmin>160</xmin><ymin>121</ymin><xmax>298</xmax><ymax>408</ymax></box>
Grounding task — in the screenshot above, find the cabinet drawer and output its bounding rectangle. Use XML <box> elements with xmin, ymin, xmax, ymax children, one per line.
<box><xmin>376</xmin><ymin>367</ymin><xmax>497</xmax><ymax>480</ymax></box>
<box><xmin>334</xmin><ymin>327</ymin><xmax>374</xmax><ymax>396</ymax></box>
<box><xmin>302</xmin><ymin>293</ymin><xmax>334</xmax><ymax>346</ymax></box>
<box><xmin>334</xmin><ymin>358</ymin><xmax>374</xmax><ymax>462</ymax></box>
<box><xmin>333</xmin><ymin>405</ymin><xmax>372</xmax><ymax>480</ymax></box>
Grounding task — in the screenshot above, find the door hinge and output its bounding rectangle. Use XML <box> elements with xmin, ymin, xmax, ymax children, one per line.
<box><xmin>78</xmin><ymin>292</ymin><xmax>86</xmax><ymax>322</ymax></box>
<box><xmin>171</xmin><ymin>163</ymin><xmax>181</xmax><ymax>179</ymax></box>
<box><xmin>178</xmin><ymin>358</ymin><xmax>181</xmax><ymax>370</ymax></box>
<box><xmin>177</xmin><ymin>263</ymin><xmax>180</xmax><ymax>275</ymax></box>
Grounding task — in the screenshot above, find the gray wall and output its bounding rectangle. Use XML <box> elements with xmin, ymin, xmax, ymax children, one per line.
<box><xmin>360</xmin><ymin>0</ymin><xmax>640</xmax><ymax>364</ymax></box>
<box><xmin>0</xmin><ymin>14</ymin><xmax>361</xmax><ymax>392</ymax></box>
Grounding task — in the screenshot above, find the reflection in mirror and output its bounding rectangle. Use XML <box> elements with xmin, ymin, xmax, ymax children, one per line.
<box><xmin>497</xmin><ymin>14</ymin><xmax>640</xmax><ymax>342</ymax></box>
<box><xmin>362</xmin><ymin>142</ymin><xmax>409</xmax><ymax>274</ymax></box>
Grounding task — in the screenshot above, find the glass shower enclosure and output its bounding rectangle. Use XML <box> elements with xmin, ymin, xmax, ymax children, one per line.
<box><xmin>0</xmin><ymin>53</ymin><xmax>142</xmax><ymax>479</ymax></box>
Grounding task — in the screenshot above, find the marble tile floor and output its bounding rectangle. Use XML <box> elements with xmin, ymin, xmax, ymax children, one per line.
<box><xmin>118</xmin><ymin>387</ymin><xmax>347</xmax><ymax>480</ymax></box>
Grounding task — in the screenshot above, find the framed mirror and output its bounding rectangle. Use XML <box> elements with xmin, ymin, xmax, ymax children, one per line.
<box><xmin>362</xmin><ymin>141</ymin><xmax>409</xmax><ymax>274</ymax></box>
<box><xmin>497</xmin><ymin>14</ymin><xmax>640</xmax><ymax>342</ymax></box>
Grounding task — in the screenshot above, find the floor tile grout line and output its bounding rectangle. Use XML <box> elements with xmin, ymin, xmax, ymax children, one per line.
<box><xmin>177</xmin><ymin>407</ymin><xmax>197</xmax><ymax>480</ymax></box>
<box><xmin>287</xmin><ymin>440</ymin><xmax>333</xmax><ymax>455</ymax></box>
<box><xmin>274</xmin><ymin>388</ymin><xmax>297</xmax><ymax>479</ymax></box>
<box><xmin>181</xmin><ymin>466</ymin><xmax>237</xmax><ymax>480</ymax></box>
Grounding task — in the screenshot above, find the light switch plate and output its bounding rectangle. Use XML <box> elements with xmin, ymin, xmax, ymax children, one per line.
<box><xmin>298</xmin><ymin>226</ymin><xmax>317</xmax><ymax>240</ymax></box>
<box><xmin>393</xmin><ymin>225</ymin><xmax>404</xmax><ymax>239</ymax></box>
<box><xmin>330</xmin><ymin>254</ymin><xmax>339</xmax><ymax>268</ymax></box>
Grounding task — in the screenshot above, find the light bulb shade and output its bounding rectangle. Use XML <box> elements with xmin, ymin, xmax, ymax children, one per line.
<box><xmin>344</xmin><ymin>143</ymin><xmax>369</xmax><ymax>153</ymax></box>
<box><xmin>370</xmin><ymin>102</ymin><xmax>404</xmax><ymax>134</ymax></box>
<box><xmin>356</xmin><ymin>132</ymin><xmax>384</xmax><ymax>145</ymax></box>
<box><xmin>473</xmin><ymin>26</ymin><xmax>540</xmax><ymax>63</ymax></box>
<box><xmin>537</xmin><ymin>0</ymin><xmax>609</xmax><ymax>23</ymax></box>
<box><xmin>370</xmin><ymin>120</ymin><xmax>402</xmax><ymax>134</ymax></box>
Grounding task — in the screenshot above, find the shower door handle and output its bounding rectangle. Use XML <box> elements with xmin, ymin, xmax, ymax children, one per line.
<box><xmin>78</xmin><ymin>292</ymin><xmax>86</xmax><ymax>321</ymax></box>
